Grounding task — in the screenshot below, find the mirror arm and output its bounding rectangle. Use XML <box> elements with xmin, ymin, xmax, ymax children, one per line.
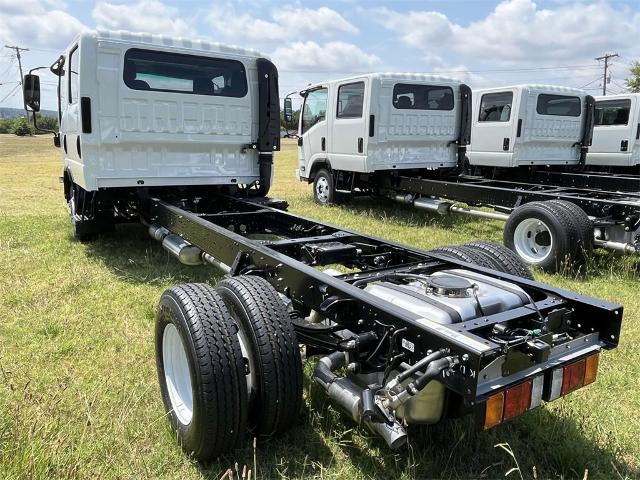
<box><xmin>284</xmin><ymin>91</ymin><xmax>299</xmax><ymax>139</ymax></box>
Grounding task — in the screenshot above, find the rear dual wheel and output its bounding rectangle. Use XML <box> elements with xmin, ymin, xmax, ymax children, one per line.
<box><xmin>431</xmin><ymin>241</ymin><xmax>534</xmax><ymax>280</ymax></box>
<box><xmin>503</xmin><ymin>201</ymin><xmax>592</xmax><ymax>273</ymax></box>
<box><xmin>155</xmin><ymin>277</ymin><xmax>302</xmax><ymax>461</ymax></box>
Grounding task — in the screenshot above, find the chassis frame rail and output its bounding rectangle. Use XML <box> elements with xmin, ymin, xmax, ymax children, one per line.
<box><xmin>143</xmin><ymin>195</ymin><xmax>621</xmax><ymax>404</ymax></box>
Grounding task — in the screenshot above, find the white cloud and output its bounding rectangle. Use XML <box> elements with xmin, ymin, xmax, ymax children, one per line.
<box><xmin>207</xmin><ymin>5</ymin><xmax>357</xmax><ymax>45</ymax></box>
<box><xmin>272</xmin><ymin>41</ymin><xmax>380</xmax><ymax>72</ymax></box>
<box><xmin>0</xmin><ymin>0</ymin><xmax>85</xmax><ymax>49</ymax></box>
<box><xmin>378</xmin><ymin>0</ymin><xmax>640</xmax><ymax>65</ymax></box>
<box><xmin>92</xmin><ymin>0</ymin><xmax>190</xmax><ymax>37</ymax></box>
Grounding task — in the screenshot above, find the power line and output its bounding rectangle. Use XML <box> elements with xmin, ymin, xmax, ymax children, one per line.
<box><xmin>0</xmin><ymin>83</ymin><xmax>21</xmax><ymax>103</ymax></box>
<box><xmin>4</xmin><ymin>45</ymin><xmax>29</xmax><ymax>117</ymax></box>
<box><xmin>595</xmin><ymin>52</ymin><xmax>619</xmax><ymax>95</ymax></box>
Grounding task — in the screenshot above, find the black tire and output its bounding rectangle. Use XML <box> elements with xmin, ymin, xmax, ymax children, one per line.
<box><xmin>548</xmin><ymin>200</ymin><xmax>593</xmax><ymax>258</ymax></box>
<box><xmin>155</xmin><ymin>283</ymin><xmax>248</xmax><ymax>461</ymax></box>
<box><xmin>464</xmin><ymin>241</ymin><xmax>534</xmax><ymax>280</ymax></box>
<box><xmin>503</xmin><ymin>201</ymin><xmax>576</xmax><ymax>273</ymax></box>
<box><xmin>69</xmin><ymin>183</ymin><xmax>96</xmax><ymax>242</ymax></box>
<box><xmin>216</xmin><ymin>275</ymin><xmax>303</xmax><ymax>436</ymax></box>
<box><xmin>313</xmin><ymin>169</ymin><xmax>338</xmax><ymax>205</ymax></box>
<box><xmin>430</xmin><ymin>245</ymin><xmax>497</xmax><ymax>269</ymax></box>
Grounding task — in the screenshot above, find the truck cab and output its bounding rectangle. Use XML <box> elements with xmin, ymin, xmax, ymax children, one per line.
<box><xmin>587</xmin><ymin>94</ymin><xmax>640</xmax><ymax>168</ymax></box>
<box><xmin>468</xmin><ymin>85</ymin><xmax>594</xmax><ymax>168</ymax></box>
<box><xmin>23</xmin><ymin>30</ymin><xmax>280</xmax><ymax>239</ymax></box>
<box><xmin>294</xmin><ymin>73</ymin><xmax>471</xmax><ymax>202</ymax></box>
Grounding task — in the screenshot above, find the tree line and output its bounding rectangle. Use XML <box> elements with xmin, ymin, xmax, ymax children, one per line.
<box><xmin>0</xmin><ymin>114</ymin><xmax>59</xmax><ymax>136</ymax></box>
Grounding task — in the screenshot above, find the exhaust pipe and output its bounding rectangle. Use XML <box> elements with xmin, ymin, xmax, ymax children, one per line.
<box><xmin>148</xmin><ymin>224</ymin><xmax>231</xmax><ymax>271</ymax></box>
<box><xmin>314</xmin><ymin>352</ymin><xmax>407</xmax><ymax>449</ymax></box>
<box><xmin>393</xmin><ymin>195</ymin><xmax>509</xmax><ymax>221</ymax></box>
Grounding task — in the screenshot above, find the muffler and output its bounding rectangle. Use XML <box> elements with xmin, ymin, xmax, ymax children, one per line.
<box><xmin>314</xmin><ymin>352</ymin><xmax>407</xmax><ymax>449</ymax></box>
<box><xmin>148</xmin><ymin>224</ymin><xmax>230</xmax><ymax>271</ymax></box>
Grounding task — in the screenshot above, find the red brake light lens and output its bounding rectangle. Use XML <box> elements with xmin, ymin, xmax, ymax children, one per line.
<box><xmin>503</xmin><ymin>380</ymin><xmax>533</xmax><ymax>421</ymax></box>
<box><xmin>561</xmin><ymin>359</ymin><xmax>586</xmax><ymax>396</ymax></box>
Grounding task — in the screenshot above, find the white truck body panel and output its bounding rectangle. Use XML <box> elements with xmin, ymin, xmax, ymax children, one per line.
<box><xmin>468</xmin><ymin>85</ymin><xmax>589</xmax><ymax>168</ymax></box>
<box><xmin>587</xmin><ymin>94</ymin><xmax>640</xmax><ymax>167</ymax></box>
<box><xmin>60</xmin><ymin>30</ymin><xmax>266</xmax><ymax>191</ymax></box>
<box><xmin>297</xmin><ymin>73</ymin><xmax>463</xmax><ymax>180</ymax></box>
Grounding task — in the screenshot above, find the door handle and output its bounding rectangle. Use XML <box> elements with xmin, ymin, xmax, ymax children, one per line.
<box><xmin>621</xmin><ymin>140</ymin><xmax>629</xmax><ymax>152</ymax></box>
<box><xmin>321</xmin><ymin>137</ymin><xmax>326</xmax><ymax>151</ymax></box>
<box><xmin>503</xmin><ymin>137</ymin><xmax>510</xmax><ymax>151</ymax></box>
<box><xmin>358</xmin><ymin>137</ymin><xmax>364</xmax><ymax>153</ymax></box>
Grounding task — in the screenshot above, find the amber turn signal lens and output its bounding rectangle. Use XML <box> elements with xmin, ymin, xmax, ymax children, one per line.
<box><xmin>484</xmin><ymin>392</ymin><xmax>504</xmax><ymax>430</ymax></box>
<box><xmin>561</xmin><ymin>359</ymin><xmax>586</xmax><ymax>396</ymax></box>
<box><xmin>584</xmin><ymin>353</ymin><xmax>599</xmax><ymax>386</ymax></box>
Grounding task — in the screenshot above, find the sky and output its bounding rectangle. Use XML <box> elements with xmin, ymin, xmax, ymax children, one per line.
<box><xmin>1</xmin><ymin>0</ymin><xmax>639</xmax><ymax>110</ymax></box>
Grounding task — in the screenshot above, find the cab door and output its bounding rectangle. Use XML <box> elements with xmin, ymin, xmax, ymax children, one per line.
<box><xmin>298</xmin><ymin>86</ymin><xmax>328</xmax><ymax>177</ymax></box>
<box><xmin>329</xmin><ymin>80</ymin><xmax>368</xmax><ymax>172</ymax></box>
<box><xmin>469</xmin><ymin>90</ymin><xmax>518</xmax><ymax>167</ymax></box>
<box><xmin>589</xmin><ymin>98</ymin><xmax>634</xmax><ymax>166</ymax></box>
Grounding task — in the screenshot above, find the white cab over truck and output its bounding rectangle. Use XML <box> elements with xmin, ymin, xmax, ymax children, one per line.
<box><xmin>22</xmin><ymin>30</ymin><xmax>281</xmax><ymax>239</ymax></box>
<box><xmin>467</xmin><ymin>85</ymin><xmax>594</xmax><ymax>169</ymax></box>
<box><xmin>293</xmin><ymin>73</ymin><xmax>471</xmax><ymax>203</ymax></box>
<box><xmin>587</xmin><ymin>94</ymin><xmax>640</xmax><ymax>168</ymax></box>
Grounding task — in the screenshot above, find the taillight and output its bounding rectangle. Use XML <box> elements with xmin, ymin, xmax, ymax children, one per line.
<box><xmin>484</xmin><ymin>392</ymin><xmax>504</xmax><ymax>430</ymax></box>
<box><xmin>503</xmin><ymin>381</ymin><xmax>532</xmax><ymax>421</ymax></box>
<box><xmin>584</xmin><ymin>353</ymin><xmax>599</xmax><ymax>385</ymax></box>
<box><xmin>483</xmin><ymin>352</ymin><xmax>600</xmax><ymax>430</ymax></box>
<box><xmin>561</xmin><ymin>359</ymin><xmax>586</xmax><ymax>395</ymax></box>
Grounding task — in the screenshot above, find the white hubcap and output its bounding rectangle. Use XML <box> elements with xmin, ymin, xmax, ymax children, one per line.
<box><xmin>163</xmin><ymin>323</ymin><xmax>194</xmax><ymax>426</ymax></box>
<box><xmin>315</xmin><ymin>176</ymin><xmax>330</xmax><ymax>203</ymax></box>
<box><xmin>513</xmin><ymin>218</ymin><xmax>553</xmax><ymax>264</ymax></box>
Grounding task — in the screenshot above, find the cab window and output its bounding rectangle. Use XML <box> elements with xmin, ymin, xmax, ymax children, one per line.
<box><xmin>337</xmin><ymin>82</ymin><xmax>364</xmax><ymax>119</ymax></box>
<box><xmin>123</xmin><ymin>49</ymin><xmax>248</xmax><ymax>97</ymax></box>
<box><xmin>479</xmin><ymin>92</ymin><xmax>513</xmax><ymax>122</ymax></box>
<box><xmin>393</xmin><ymin>84</ymin><xmax>454</xmax><ymax>110</ymax></box>
<box><xmin>301</xmin><ymin>88</ymin><xmax>328</xmax><ymax>134</ymax></box>
<box><xmin>68</xmin><ymin>46</ymin><xmax>79</xmax><ymax>104</ymax></box>
<box><xmin>536</xmin><ymin>94</ymin><xmax>581</xmax><ymax>117</ymax></box>
<box><xmin>595</xmin><ymin>99</ymin><xmax>631</xmax><ymax>126</ymax></box>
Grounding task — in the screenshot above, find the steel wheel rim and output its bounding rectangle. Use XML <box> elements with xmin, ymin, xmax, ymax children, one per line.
<box><xmin>163</xmin><ymin>323</ymin><xmax>194</xmax><ymax>426</ymax></box>
<box><xmin>315</xmin><ymin>176</ymin><xmax>330</xmax><ymax>203</ymax></box>
<box><xmin>513</xmin><ymin>218</ymin><xmax>553</xmax><ymax>264</ymax></box>
<box><xmin>236</xmin><ymin>327</ymin><xmax>256</xmax><ymax>396</ymax></box>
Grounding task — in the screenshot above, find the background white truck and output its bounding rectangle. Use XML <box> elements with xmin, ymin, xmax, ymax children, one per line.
<box><xmin>587</xmin><ymin>93</ymin><xmax>640</xmax><ymax>169</ymax></box>
<box><xmin>23</xmin><ymin>30</ymin><xmax>280</xmax><ymax>239</ymax></box>
<box><xmin>467</xmin><ymin>85</ymin><xmax>594</xmax><ymax>169</ymax></box>
<box><xmin>292</xmin><ymin>73</ymin><xmax>471</xmax><ymax>203</ymax></box>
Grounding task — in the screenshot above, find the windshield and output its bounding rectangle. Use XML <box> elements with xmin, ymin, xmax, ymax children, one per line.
<box><xmin>301</xmin><ymin>88</ymin><xmax>328</xmax><ymax>134</ymax></box>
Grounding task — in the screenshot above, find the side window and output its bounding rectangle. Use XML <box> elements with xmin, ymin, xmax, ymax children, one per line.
<box><xmin>479</xmin><ymin>92</ymin><xmax>513</xmax><ymax>122</ymax></box>
<box><xmin>392</xmin><ymin>84</ymin><xmax>454</xmax><ymax>110</ymax></box>
<box><xmin>301</xmin><ymin>88</ymin><xmax>328</xmax><ymax>134</ymax></box>
<box><xmin>337</xmin><ymin>82</ymin><xmax>364</xmax><ymax>119</ymax></box>
<box><xmin>595</xmin><ymin>99</ymin><xmax>631</xmax><ymax>126</ymax></box>
<box><xmin>536</xmin><ymin>94</ymin><xmax>581</xmax><ymax>117</ymax></box>
<box><xmin>68</xmin><ymin>46</ymin><xmax>79</xmax><ymax>104</ymax></box>
<box><xmin>123</xmin><ymin>49</ymin><xmax>248</xmax><ymax>97</ymax></box>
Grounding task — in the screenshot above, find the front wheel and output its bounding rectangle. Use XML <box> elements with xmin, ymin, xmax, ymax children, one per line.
<box><xmin>313</xmin><ymin>169</ymin><xmax>337</xmax><ymax>205</ymax></box>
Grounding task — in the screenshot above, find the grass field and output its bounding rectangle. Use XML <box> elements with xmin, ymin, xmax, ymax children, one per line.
<box><xmin>0</xmin><ymin>135</ymin><xmax>638</xmax><ymax>479</ymax></box>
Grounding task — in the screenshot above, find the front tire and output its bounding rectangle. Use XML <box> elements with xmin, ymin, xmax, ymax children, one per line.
<box><xmin>155</xmin><ymin>283</ymin><xmax>248</xmax><ymax>461</ymax></box>
<box><xmin>313</xmin><ymin>169</ymin><xmax>337</xmax><ymax>205</ymax></box>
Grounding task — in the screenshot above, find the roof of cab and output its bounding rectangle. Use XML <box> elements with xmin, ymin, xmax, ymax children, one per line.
<box><xmin>474</xmin><ymin>84</ymin><xmax>587</xmax><ymax>96</ymax></box>
<box><xmin>306</xmin><ymin>72</ymin><xmax>462</xmax><ymax>89</ymax></box>
<box><xmin>79</xmin><ymin>29</ymin><xmax>266</xmax><ymax>59</ymax></box>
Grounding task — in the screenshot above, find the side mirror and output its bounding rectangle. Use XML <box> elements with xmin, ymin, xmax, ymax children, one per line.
<box><xmin>23</xmin><ymin>74</ymin><xmax>41</xmax><ymax>112</ymax></box>
<box><xmin>284</xmin><ymin>97</ymin><xmax>293</xmax><ymax>123</ymax></box>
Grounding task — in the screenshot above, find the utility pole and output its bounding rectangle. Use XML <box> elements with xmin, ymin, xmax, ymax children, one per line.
<box><xmin>4</xmin><ymin>45</ymin><xmax>29</xmax><ymax>117</ymax></box>
<box><xmin>595</xmin><ymin>52</ymin><xmax>619</xmax><ymax>96</ymax></box>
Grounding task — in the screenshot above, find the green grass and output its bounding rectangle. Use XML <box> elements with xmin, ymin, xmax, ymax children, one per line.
<box><xmin>0</xmin><ymin>135</ymin><xmax>638</xmax><ymax>479</ymax></box>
